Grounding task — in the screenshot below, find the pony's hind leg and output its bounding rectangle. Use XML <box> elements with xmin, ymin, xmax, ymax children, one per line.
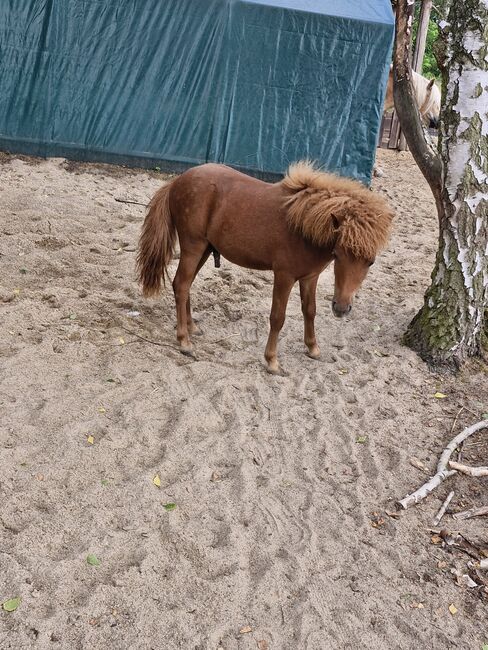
<box><xmin>172</xmin><ymin>243</ymin><xmax>209</xmax><ymax>355</ymax></box>
<box><xmin>264</xmin><ymin>272</ymin><xmax>295</xmax><ymax>374</ymax></box>
<box><xmin>186</xmin><ymin>246</ymin><xmax>211</xmax><ymax>335</ymax></box>
<box><xmin>299</xmin><ymin>276</ymin><xmax>321</xmax><ymax>359</ymax></box>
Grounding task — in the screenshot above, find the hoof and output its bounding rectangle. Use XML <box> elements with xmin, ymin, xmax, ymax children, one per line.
<box><xmin>180</xmin><ymin>345</ymin><xmax>195</xmax><ymax>358</ymax></box>
<box><xmin>190</xmin><ymin>324</ymin><xmax>203</xmax><ymax>337</ymax></box>
<box><xmin>266</xmin><ymin>361</ymin><xmax>287</xmax><ymax>376</ymax></box>
<box><xmin>306</xmin><ymin>346</ymin><xmax>321</xmax><ymax>360</ymax></box>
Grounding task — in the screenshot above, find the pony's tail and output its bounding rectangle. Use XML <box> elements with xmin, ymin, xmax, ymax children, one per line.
<box><xmin>137</xmin><ymin>182</ymin><xmax>176</xmax><ymax>296</ymax></box>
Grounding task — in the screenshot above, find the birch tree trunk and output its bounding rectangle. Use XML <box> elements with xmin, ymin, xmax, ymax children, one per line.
<box><xmin>400</xmin><ymin>0</ymin><xmax>488</xmax><ymax>369</ymax></box>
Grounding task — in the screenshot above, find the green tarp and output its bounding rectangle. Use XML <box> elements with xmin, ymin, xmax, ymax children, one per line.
<box><xmin>0</xmin><ymin>0</ymin><xmax>394</xmax><ymax>184</ymax></box>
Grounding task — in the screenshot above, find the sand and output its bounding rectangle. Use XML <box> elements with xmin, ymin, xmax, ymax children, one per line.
<box><xmin>0</xmin><ymin>150</ymin><xmax>487</xmax><ymax>649</ymax></box>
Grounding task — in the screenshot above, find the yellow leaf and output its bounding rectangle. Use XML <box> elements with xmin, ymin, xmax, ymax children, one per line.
<box><xmin>449</xmin><ymin>604</ymin><xmax>457</xmax><ymax>615</ymax></box>
<box><xmin>98</xmin><ymin>406</ymin><xmax>106</xmax><ymax>414</ymax></box>
<box><xmin>239</xmin><ymin>626</ymin><xmax>252</xmax><ymax>634</ymax></box>
<box><xmin>434</xmin><ymin>392</ymin><xmax>447</xmax><ymax>399</ymax></box>
<box><xmin>87</xmin><ymin>435</ymin><xmax>94</xmax><ymax>445</ymax></box>
<box><xmin>119</xmin><ymin>337</ymin><xmax>125</xmax><ymax>345</ymax></box>
<box><xmin>13</xmin><ymin>288</ymin><xmax>20</xmax><ymax>295</ymax></box>
<box><xmin>153</xmin><ymin>474</ymin><xmax>161</xmax><ymax>487</ymax></box>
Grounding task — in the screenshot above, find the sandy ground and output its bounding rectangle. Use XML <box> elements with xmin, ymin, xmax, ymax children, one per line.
<box><xmin>0</xmin><ymin>150</ymin><xmax>487</xmax><ymax>650</ymax></box>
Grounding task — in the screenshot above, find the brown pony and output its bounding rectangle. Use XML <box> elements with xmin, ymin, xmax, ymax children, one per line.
<box><xmin>137</xmin><ymin>162</ymin><xmax>393</xmax><ymax>373</ymax></box>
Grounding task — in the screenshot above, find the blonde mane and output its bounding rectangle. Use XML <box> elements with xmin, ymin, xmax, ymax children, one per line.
<box><xmin>282</xmin><ymin>162</ymin><xmax>393</xmax><ymax>260</ymax></box>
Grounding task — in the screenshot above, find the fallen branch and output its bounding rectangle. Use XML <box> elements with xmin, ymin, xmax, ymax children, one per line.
<box><xmin>448</xmin><ymin>461</ymin><xmax>488</xmax><ymax>477</ymax></box>
<box><xmin>433</xmin><ymin>491</ymin><xmax>455</xmax><ymax>526</ymax></box>
<box><xmin>398</xmin><ymin>420</ymin><xmax>488</xmax><ymax>509</ymax></box>
<box><xmin>119</xmin><ymin>325</ymin><xmax>178</xmax><ymax>351</ymax></box>
<box><xmin>452</xmin><ymin>505</ymin><xmax>488</xmax><ymax>521</ymax></box>
<box><xmin>114</xmin><ymin>197</ymin><xmax>148</xmax><ymax>207</ymax></box>
<box><xmin>439</xmin><ymin>530</ymin><xmax>483</xmax><ymax>561</ymax></box>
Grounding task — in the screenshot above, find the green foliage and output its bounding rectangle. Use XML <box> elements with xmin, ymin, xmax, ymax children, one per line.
<box><xmin>413</xmin><ymin>3</ymin><xmax>443</xmax><ymax>79</ymax></box>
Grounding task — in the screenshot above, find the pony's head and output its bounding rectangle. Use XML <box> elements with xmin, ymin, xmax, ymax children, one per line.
<box><xmin>283</xmin><ymin>162</ymin><xmax>394</xmax><ymax>318</ymax></box>
<box><xmin>330</xmin><ymin>245</ymin><xmax>375</xmax><ymax>318</ymax></box>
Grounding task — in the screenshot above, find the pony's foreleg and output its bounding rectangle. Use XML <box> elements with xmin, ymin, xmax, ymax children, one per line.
<box><xmin>299</xmin><ymin>276</ymin><xmax>320</xmax><ymax>360</ymax></box>
<box><xmin>172</xmin><ymin>244</ymin><xmax>209</xmax><ymax>355</ymax></box>
<box><xmin>264</xmin><ymin>272</ymin><xmax>294</xmax><ymax>374</ymax></box>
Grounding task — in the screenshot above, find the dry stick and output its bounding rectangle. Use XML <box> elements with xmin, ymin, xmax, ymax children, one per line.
<box><xmin>451</xmin><ymin>406</ymin><xmax>465</xmax><ymax>461</ymax></box>
<box><xmin>452</xmin><ymin>505</ymin><xmax>488</xmax><ymax>521</ymax></box>
<box><xmin>114</xmin><ymin>197</ymin><xmax>148</xmax><ymax>207</ymax></box>
<box><xmin>432</xmin><ymin>490</ymin><xmax>455</xmax><ymax>526</ymax></box>
<box><xmin>398</xmin><ymin>420</ymin><xmax>488</xmax><ymax>509</ymax></box>
<box><xmin>448</xmin><ymin>460</ymin><xmax>488</xmax><ymax>477</ymax></box>
<box><xmin>119</xmin><ymin>325</ymin><xmax>179</xmax><ymax>351</ymax></box>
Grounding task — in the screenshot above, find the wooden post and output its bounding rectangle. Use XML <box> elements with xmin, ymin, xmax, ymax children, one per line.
<box><xmin>412</xmin><ymin>0</ymin><xmax>433</xmax><ymax>73</ymax></box>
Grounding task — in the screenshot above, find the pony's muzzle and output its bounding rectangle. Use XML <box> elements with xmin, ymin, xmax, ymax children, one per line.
<box><xmin>332</xmin><ymin>300</ymin><xmax>352</xmax><ymax>318</ymax></box>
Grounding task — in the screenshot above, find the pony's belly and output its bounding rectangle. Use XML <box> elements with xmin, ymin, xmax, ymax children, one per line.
<box><xmin>214</xmin><ymin>244</ymin><xmax>273</xmax><ymax>272</ymax></box>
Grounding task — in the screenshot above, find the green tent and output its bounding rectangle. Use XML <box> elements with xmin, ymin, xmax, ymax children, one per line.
<box><xmin>0</xmin><ymin>0</ymin><xmax>394</xmax><ymax>184</ymax></box>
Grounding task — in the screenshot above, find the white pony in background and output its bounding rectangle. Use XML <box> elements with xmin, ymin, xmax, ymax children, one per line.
<box><xmin>384</xmin><ymin>65</ymin><xmax>441</xmax><ymax>127</ymax></box>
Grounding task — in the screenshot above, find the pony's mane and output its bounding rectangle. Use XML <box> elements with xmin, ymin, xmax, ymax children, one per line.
<box><xmin>282</xmin><ymin>161</ymin><xmax>393</xmax><ymax>260</ymax></box>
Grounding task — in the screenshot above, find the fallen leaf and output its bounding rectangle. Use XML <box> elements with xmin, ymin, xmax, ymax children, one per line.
<box><xmin>482</xmin><ymin>413</ymin><xmax>488</xmax><ymax>420</ymax></box>
<box><xmin>409</xmin><ymin>457</ymin><xmax>428</xmax><ymax>472</ymax></box>
<box><xmin>97</xmin><ymin>406</ymin><xmax>106</xmax><ymax>414</ymax></box>
<box><xmin>482</xmin><ymin>644</ymin><xmax>488</xmax><ymax>650</ymax></box>
<box><xmin>19</xmin><ymin>268</ymin><xmax>27</xmax><ymax>274</ymax></box>
<box><xmin>451</xmin><ymin>570</ymin><xmax>477</xmax><ymax>588</ymax></box>
<box><xmin>13</xmin><ymin>288</ymin><xmax>20</xmax><ymax>294</ymax></box>
<box><xmin>118</xmin><ymin>337</ymin><xmax>125</xmax><ymax>345</ymax></box>
<box><xmin>2</xmin><ymin>597</ymin><xmax>21</xmax><ymax>612</ymax></box>
<box><xmin>106</xmin><ymin>378</ymin><xmax>116</xmax><ymax>383</ymax></box>
<box><xmin>449</xmin><ymin>604</ymin><xmax>457</xmax><ymax>615</ymax></box>
<box><xmin>69</xmin><ymin>313</ymin><xmax>77</xmax><ymax>320</ymax></box>
<box><xmin>86</xmin><ymin>554</ymin><xmax>101</xmax><ymax>566</ymax></box>
<box><xmin>101</xmin><ymin>479</ymin><xmax>109</xmax><ymax>486</ymax></box>
<box><xmin>373</xmin><ymin>325</ymin><xmax>381</xmax><ymax>332</ymax></box>
<box><xmin>410</xmin><ymin>601</ymin><xmax>424</xmax><ymax>609</ymax></box>
<box><xmin>210</xmin><ymin>471</ymin><xmax>221</xmax><ymax>482</ymax></box>
<box><xmin>163</xmin><ymin>503</ymin><xmax>176</xmax><ymax>511</ymax></box>
<box><xmin>87</xmin><ymin>435</ymin><xmax>94</xmax><ymax>445</ymax></box>
<box><xmin>356</xmin><ymin>435</ymin><xmax>368</xmax><ymax>444</ymax></box>
<box><xmin>431</xmin><ymin>535</ymin><xmax>442</xmax><ymax>545</ymax></box>
<box><xmin>257</xmin><ymin>641</ymin><xmax>269</xmax><ymax>650</ymax></box>
<box><xmin>338</xmin><ymin>368</ymin><xmax>348</xmax><ymax>375</ymax></box>
<box><xmin>239</xmin><ymin>626</ymin><xmax>252</xmax><ymax>634</ymax></box>
<box><xmin>153</xmin><ymin>474</ymin><xmax>161</xmax><ymax>488</ymax></box>
<box><xmin>434</xmin><ymin>392</ymin><xmax>447</xmax><ymax>399</ymax></box>
<box><xmin>437</xmin><ymin>561</ymin><xmax>448</xmax><ymax>569</ymax></box>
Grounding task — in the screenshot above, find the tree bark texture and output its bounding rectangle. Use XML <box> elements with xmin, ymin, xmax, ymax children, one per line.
<box><xmin>399</xmin><ymin>0</ymin><xmax>488</xmax><ymax>369</ymax></box>
<box><xmin>393</xmin><ymin>1</ymin><xmax>443</xmax><ymax>203</ymax></box>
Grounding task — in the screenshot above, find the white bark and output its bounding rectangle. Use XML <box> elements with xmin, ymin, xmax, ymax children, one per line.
<box><xmin>449</xmin><ymin>461</ymin><xmax>488</xmax><ymax>477</ymax></box>
<box><xmin>398</xmin><ymin>420</ymin><xmax>488</xmax><ymax>509</ymax></box>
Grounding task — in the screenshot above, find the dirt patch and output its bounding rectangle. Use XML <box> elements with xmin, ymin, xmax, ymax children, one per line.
<box><xmin>0</xmin><ymin>151</ymin><xmax>487</xmax><ymax>649</ymax></box>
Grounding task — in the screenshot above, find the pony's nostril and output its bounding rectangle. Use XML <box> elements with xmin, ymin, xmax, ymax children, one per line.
<box><xmin>347</xmin><ymin>305</ymin><xmax>352</xmax><ymax>314</ymax></box>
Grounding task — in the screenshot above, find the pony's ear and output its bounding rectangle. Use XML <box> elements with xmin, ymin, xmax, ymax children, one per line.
<box><xmin>427</xmin><ymin>78</ymin><xmax>435</xmax><ymax>90</ymax></box>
